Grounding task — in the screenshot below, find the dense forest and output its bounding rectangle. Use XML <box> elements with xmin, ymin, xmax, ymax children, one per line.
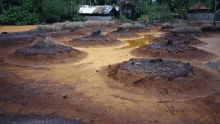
<box><xmin>0</xmin><ymin>0</ymin><xmax>219</xmax><ymax>25</ymax></box>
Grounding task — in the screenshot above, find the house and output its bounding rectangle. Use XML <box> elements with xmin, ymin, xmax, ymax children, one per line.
<box><xmin>78</xmin><ymin>5</ymin><xmax>120</xmax><ymax>20</ymax></box>
<box><xmin>187</xmin><ymin>2</ymin><xmax>215</xmax><ymax>20</ymax></box>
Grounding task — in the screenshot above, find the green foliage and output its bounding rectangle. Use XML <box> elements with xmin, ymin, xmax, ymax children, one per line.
<box><xmin>1</xmin><ymin>6</ymin><xmax>40</xmax><ymax>25</ymax></box>
<box><xmin>136</xmin><ymin>1</ymin><xmax>172</xmax><ymax>24</ymax></box>
<box><xmin>120</xmin><ymin>14</ymin><xmax>131</xmax><ymax>23</ymax></box>
<box><xmin>73</xmin><ymin>14</ymin><xmax>85</xmax><ymax>22</ymax></box>
<box><xmin>42</xmin><ymin>0</ymin><xmax>69</xmax><ymax>22</ymax></box>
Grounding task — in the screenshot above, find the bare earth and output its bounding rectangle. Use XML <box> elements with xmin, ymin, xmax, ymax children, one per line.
<box><xmin>0</xmin><ymin>25</ymin><xmax>220</xmax><ymax>124</ymax></box>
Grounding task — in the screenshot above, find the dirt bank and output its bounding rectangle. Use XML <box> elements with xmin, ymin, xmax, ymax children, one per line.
<box><xmin>131</xmin><ymin>43</ymin><xmax>217</xmax><ymax>61</ymax></box>
<box><xmin>66</xmin><ymin>34</ymin><xmax>124</xmax><ymax>48</ymax></box>
<box><xmin>5</xmin><ymin>44</ymin><xmax>87</xmax><ymax>65</ymax></box>
<box><xmin>106</xmin><ymin>30</ymin><xmax>141</xmax><ymax>39</ymax></box>
<box><xmin>151</xmin><ymin>34</ymin><xmax>207</xmax><ymax>46</ymax></box>
<box><xmin>105</xmin><ymin>58</ymin><xmax>219</xmax><ymax>100</ymax></box>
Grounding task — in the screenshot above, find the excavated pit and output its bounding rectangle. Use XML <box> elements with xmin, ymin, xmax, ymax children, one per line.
<box><xmin>106</xmin><ymin>58</ymin><xmax>218</xmax><ymax>99</ymax></box>
<box><xmin>151</xmin><ymin>34</ymin><xmax>206</xmax><ymax>46</ymax></box>
<box><xmin>131</xmin><ymin>43</ymin><xmax>217</xmax><ymax>60</ymax></box>
<box><xmin>5</xmin><ymin>44</ymin><xmax>87</xmax><ymax>65</ymax></box>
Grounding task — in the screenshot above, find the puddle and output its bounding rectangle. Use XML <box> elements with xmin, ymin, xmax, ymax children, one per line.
<box><xmin>121</xmin><ymin>35</ymin><xmax>149</xmax><ymax>49</ymax></box>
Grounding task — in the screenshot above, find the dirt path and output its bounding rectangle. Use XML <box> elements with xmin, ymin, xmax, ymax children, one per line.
<box><xmin>0</xmin><ymin>26</ymin><xmax>220</xmax><ymax>123</ymax></box>
<box><xmin>0</xmin><ymin>25</ymin><xmax>36</xmax><ymax>32</ymax></box>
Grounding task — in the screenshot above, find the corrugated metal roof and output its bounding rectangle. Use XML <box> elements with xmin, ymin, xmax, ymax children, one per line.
<box><xmin>79</xmin><ymin>5</ymin><xmax>119</xmax><ymax>14</ymax></box>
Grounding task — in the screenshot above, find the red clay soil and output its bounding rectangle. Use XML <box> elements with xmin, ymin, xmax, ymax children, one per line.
<box><xmin>106</xmin><ymin>30</ymin><xmax>141</xmax><ymax>39</ymax></box>
<box><xmin>104</xmin><ymin>58</ymin><xmax>219</xmax><ymax>100</ymax></box>
<box><xmin>150</xmin><ymin>34</ymin><xmax>207</xmax><ymax>46</ymax></box>
<box><xmin>130</xmin><ymin>43</ymin><xmax>217</xmax><ymax>61</ymax></box>
<box><xmin>66</xmin><ymin>34</ymin><xmax>124</xmax><ymax>48</ymax></box>
<box><xmin>5</xmin><ymin>44</ymin><xmax>88</xmax><ymax>65</ymax></box>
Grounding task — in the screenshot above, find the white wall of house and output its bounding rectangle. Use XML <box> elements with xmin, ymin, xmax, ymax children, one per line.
<box><xmin>188</xmin><ymin>13</ymin><xmax>214</xmax><ymax>20</ymax></box>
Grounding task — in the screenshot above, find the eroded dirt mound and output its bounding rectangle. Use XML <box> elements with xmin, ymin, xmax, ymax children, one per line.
<box><xmin>151</xmin><ymin>34</ymin><xmax>206</xmax><ymax>46</ymax></box>
<box><xmin>49</xmin><ymin>28</ymin><xmax>91</xmax><ymax>40</ymax></box>
<box><xmin>204</xmin><ymin>61</ymin><xmax>220</xmax><ymax>72</ymax></box>
<box><xmin>131</xmin><ymin>43</ymin><xmax>217</xmax><ymax>60</ymax></box>
<box><xmin>106</xmin><ymin>58</ymin><xmax>218</xmax><ymax>99</ymax></box>
<box><xmin>66</xmin><ymin>34</ymin><xmax>123</xmax><ymax>47</ymax></box>
<box><xmin>121</xmin><ymin>59</ymin><xmax>193</xmax><ymax>79</ymax></box>
<box><xmin>5</xmin><ymin>44</ymin><xmax>87</xmax><ymax>65</ymax></box>
<box><xmin>0</xmin><ymin>30</ymin><xmax>47</xmax><ymax>48</ymax></box>
<box><xmin>106</xmin><ymin>30</ymin><xmax>140</xmax><ymax>39</ymax></box>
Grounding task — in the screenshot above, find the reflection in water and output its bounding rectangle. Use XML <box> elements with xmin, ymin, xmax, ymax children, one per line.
<box><xmin>121</xmin><ymin>35</ymin><xmax>149</xmax><ymax>49</ymax></box>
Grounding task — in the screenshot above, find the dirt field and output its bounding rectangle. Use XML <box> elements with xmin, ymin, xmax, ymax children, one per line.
<box><xmin>0</xmin><ymin>24</ymin><xmax>220</xmax><ymax>124</ymax></box>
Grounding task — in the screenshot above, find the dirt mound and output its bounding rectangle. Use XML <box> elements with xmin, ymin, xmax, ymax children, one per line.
<box><xmin>106</xmin><ymin>58</ymin><xmax>218</xmax><ymax>99</ymax></box>
<box><xmin>49</xmin><ymin>28</ymin><xmax>91</xmax><ymax>40</ymax></box>
<box><xmin>204</xmin><ymin>61</ymin><xmax>220</xmax><ymax>72</ymax></box>
<box><xmin>5</xmin><ymin>44</ymin><xmax>87</xmax><ymax>65</ymax></box>
<box><xmin>66</xmin><ymin>33</ymin><xmax>123</xmax><ymax>48</ymax></box>
<box><xmin>150</xmin><ymin>34</ymin><xmax>206</xmax><ymax>46</ymax></box>
<box><xmin>131</xmin><ymin>43</ymin><xmax>217</xmax><ymax>61</ymax></box>
<box><xmin>0</xmin><ymin>30</ymin><xmax>47</xmax><ymax>48</ymax></box>
<box><xmin>126</xmin><ymin>27</ymin><xmax>151</xmax><ymax>33</ymax></box>
<box><xmin>106</xmin><ymin>30</ymin><xmax>140</xmax><ymax>39</ymax></box>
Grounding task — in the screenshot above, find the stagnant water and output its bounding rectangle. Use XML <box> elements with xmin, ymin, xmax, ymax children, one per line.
<box><xmin>121</xmin><ymin>35</ymin><xmax>149</xmax><ymax>49</ymax></box>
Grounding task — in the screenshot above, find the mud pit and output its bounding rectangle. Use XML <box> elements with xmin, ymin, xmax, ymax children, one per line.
<box><xmin>5</xmin><ymin>44</ymin><xmax>87</xmax><ymax>65</ymax></box>
<box><xmin>106</xmin><ymin>58</ymin><xmax>218</xmax><ymax>99</ymax></box>
<box><xmin>151</xmin><ymin>34</ymin><xmax>207</xmax><ymax>46</ymax></box>
<box><xmin>131</xmin><ymin>43</ymin><xmax>217</xmax><ymax>60</ymax></box>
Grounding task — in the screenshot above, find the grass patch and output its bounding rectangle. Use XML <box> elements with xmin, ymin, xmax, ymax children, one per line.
<box><xmin>121</xmin><ymin>23</ymin><xmax>145</xmax><ymax>30</ymax></box>
<box><xmin>161</xmin><ymin>23</ymin><xmax>173</xmax><ymax>29</ymax></box>
<box><xmin>32</xmin><ymin>36</ymin><xmax>58</xmax><ymax>48</ymax></box>
<box><xmin>161</xmin><ymin>22</ymin><xmax>187</xmax><ymax>29</ymax></box>
<box><xmin>37</xmin><ymin>25</ymin><xmax>61</xmax><ymax>32</ymax></box>
<box><xmin>201</xmin><ymin>24</ymin><xmax>220</xmax><ymax>31</ymax></box>
<box><xmin>172</xmin><ymin>26</ymin><xmax>202</xmax><ymax>34</ymax></box>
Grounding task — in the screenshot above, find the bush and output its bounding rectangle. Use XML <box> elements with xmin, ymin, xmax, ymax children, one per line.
<box><xmin>201</xmin><ymin>24</ymin><xmax>220</xmax><ymax>32</ymax></box>
<box><xmin>172</xmin><ymin>26</ymin><xmax>202</xmax><ymax>34</ymax></box>
<box><xmin>1</xmin><ymin>6</ymin><xmax>40</xmax><ymax>25</ymax></box>
<box><xmin>73</xmin><ymin>14</ymin><xmax>85</xmax><ymax>22</ymax></box>
<box><xmin>120</xmin><ymin>23</ymin><xmax>144</xmax><ymax>30</ymax></box>
<box><xmin>172</xmin><ymin>22</ymin><xmax>187</xmax><ymax>28</ymax></box>
<box><xmin>138</xmin><ymin>15</ymin><xmax>149</xmax><ymax>25</ymax></box>
<box><xmin>120</xmin><ymin>14</ymin><xmax>131</xmax><ymax>23</ymax></box>
<box><xmin>136</xmin><ymin>1</ymin><xmax>172</xmax><ymax>24</ymax></box>
<box><xmin>161</xmin><ymin>23</ymin><xmax>173</xmax><ymax>29</ymax></box>
<box><xmin>32</xmin><ymin>37</ymin><xmax>58</xmax><ymax>48</ymax></box>
<box><xmin>83</xmin><ymin>20</ymin><xmax>101</xmax><ymax>27</ymax></box>
<box><xmin>161</xmin><ymin>22</ymin><xmax>187</xmax><ymax>29</ymax></box>
<box><xmin>42</xmin><ymin>0</ymin><xmax>69</xmax><ymax>22</ymax></box>
<box><xmin>37</xmin><ymin>25</ymin><xmax>61</xmax><ymax>32</ymax></box>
